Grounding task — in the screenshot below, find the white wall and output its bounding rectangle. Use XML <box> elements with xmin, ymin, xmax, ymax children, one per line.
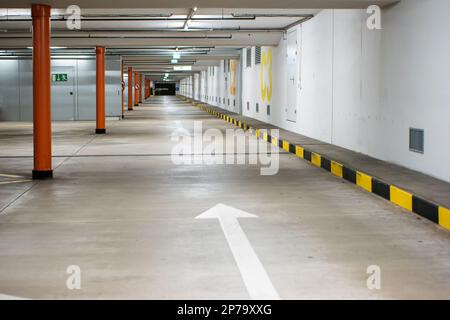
<box><xmin>181</xmin><ymin>2</ymin><xmax>450</xmax><ymax>183</ymax></box>
<box><xmin>181</xmin><ymin>61</ymin><xmax>241</xmax><ymax>113</ymax></box>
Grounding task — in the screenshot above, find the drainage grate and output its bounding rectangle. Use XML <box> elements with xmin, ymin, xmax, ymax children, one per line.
<box><xmin>409</xmin><ymin>128</ymin><xmax>424</xmax><ymax>154</ymax></box>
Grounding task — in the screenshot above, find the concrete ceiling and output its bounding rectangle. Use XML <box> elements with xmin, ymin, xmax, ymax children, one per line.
<box><xmin>0</xmin><ymin>8</ymin><xmax>317</xmax><ymax>47</ymax></box>
<box><xmin>0</xmin><ymin>1</ymin><xmax>399</xmax><ymax>82</ymax></box>
<box><xmin>0</xmin><ymin>0</ymin><xmax>398</xmax><ymax>9</ymax></box>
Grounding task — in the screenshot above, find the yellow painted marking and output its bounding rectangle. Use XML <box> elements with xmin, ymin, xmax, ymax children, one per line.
<box><xmin>390</xmin><ymin>186</ymin><xmax>413</xmax><ymax>211</ymax></box>
<box><xmin>256</xmin><ymin>129</ymin><xmax>260</xmax><ymax>138</ymax></box>
<box><xmin>439</xmin><ymin>207</ymin><xmax>450</xmax><ymax>231</ymax></box>
<box><xmin>295</xmin><ymin>146</ymin><xmax>304</xmax><ymax>158</ymax></box>
<box><xmin>263</xmin><ymin>132</ymin><xmax>268</xmax><ymax>142</ymax></box>
<box><xmin>0</xmin><ymin>173</ymin><xmax>24</xmax><ymax>179</ymax></box>
<box><xmin>282</xmin><ymin>140</ymin><xmax>290</xmax><ymax>152</ymax></box>
<box><xmin>272</xmin><ymin>138</ymin><xmax>278</xmax><ymax>147</ymax></box>
<box><xmin>331</xmin><ymin>161</ymin><xmax>343</xmax><ymax>178</ymax></box>
<box><xmin>311</xmin><ymin>153</ymin><xmax>321</xmax><ymax>167</ymax></box>
<box><xmin>0</xmin><ymin>180</ymin><xmax>32</xmax><ymax>185</ymax></box>
<box><xmin>356</xmin><ymin>171</ymin><xmax>372</xmax><ymax>192</ymax></box>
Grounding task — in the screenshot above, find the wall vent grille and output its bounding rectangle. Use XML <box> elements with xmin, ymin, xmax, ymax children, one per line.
<box><xmin>409</xmin><ymin>128</ymin><xmax>424</xmax><ymax>153</ymax></box>
<box><xmin>255</xmin><ymin>46</ymin><xmax>262</xmax><ymax>65</ymax></box>
<box><xmin>246</xmin><ymin>47</ymin><xmax>252</xmax><ymax>68</ymax></box>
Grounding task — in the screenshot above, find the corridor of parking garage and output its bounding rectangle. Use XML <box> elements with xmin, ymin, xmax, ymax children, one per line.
<box><xmin>0</xmin><ymin>0</ymin><xmax>450</xmax><ymax>306</ymax></box>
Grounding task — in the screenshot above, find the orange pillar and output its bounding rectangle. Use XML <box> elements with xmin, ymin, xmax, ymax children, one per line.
<box><xmin>138</xmin><ymin>73</ymin><xmax>143</xmax><ymax>103</ymax></box>
<box><xmin>145</xmin><ymin>78</ymin><xmax>150</xmax><ymax>99</ymax></box>
<box><xmin>121</xmin><ymin>61</ymin><xmax>124</xmax><ymax>119</ymax></box>
<box><xmin>95</xmin><ymin>46</ymin><xmax>106</xmax><ymax>134</ymax></box>
<box><xmin>128</xmin><ymin>67</ymin><xmax>133</xmax><ymax>111</ymax></box>
<box><xmin>134</xmin><ymin>72</ymin><xmax>139</xmax><ymax>106</ymax></box>
<box><xmin>32</xmin><ymin>4</ymin><xmax>52</xmax><ymax>180</ymax></box>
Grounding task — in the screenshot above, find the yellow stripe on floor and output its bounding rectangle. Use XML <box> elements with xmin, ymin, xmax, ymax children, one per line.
<box><xmin>0</xmin><ymin>180</ymin><xmax>32</xmax><ymax>185</ymax></box>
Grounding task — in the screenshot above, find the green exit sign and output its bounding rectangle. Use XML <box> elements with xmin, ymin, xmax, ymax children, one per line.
<box><xmin>52</xmin><ymin>73</ymin><xmax>68</xmax><ymax>82</ymax></box>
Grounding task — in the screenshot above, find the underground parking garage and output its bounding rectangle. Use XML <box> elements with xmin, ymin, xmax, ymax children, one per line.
<box><xmin>0</xmin><ymin>0</ymin><xmax>450</xmax><ymax>310</ymax></box>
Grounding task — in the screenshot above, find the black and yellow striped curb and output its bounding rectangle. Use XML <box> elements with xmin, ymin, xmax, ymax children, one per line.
<box><xmin>182</xmin><ymin>97</ymin><xmax>450</xmax><ymax>232</ymax></box>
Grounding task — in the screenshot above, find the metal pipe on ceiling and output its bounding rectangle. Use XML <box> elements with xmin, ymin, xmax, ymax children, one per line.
<box><xmin>0</xmin><ymin>15</ymin><xmax>256</xmax><ymax>22</ymax></box>
<box><xmin>0</xmin><ymin>34</ymin><xmax>233</xmax><ymax>39</ymax></box>
<box><xmin>183</xmin><ymin>7</ymin><xmax>198</xmax><ymax>30</ymax></box>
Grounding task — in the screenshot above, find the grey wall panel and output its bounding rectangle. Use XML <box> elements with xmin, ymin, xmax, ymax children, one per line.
<box><xmin>1</xmin><ymin>56</ymin><xmax>122</xmax><ymax>122</ymax></box>
<box><xmin>76</xmin><ymin>59</ymin><xmax>96</xmax><ymax>120</ymax></box>
<box><xmin>105</xmin><ymin>57</ymin><xmax>121</xmax><ymax>117</ymax></box>
<box><xmin>0</xmin><ymin>60</ymin><xmax>20</xmax><ymax>121</ymax></box>
<box><xmin>18</xmin><ymin>59</ymin><xmax>33</xmax><ymax>121</ymax></box>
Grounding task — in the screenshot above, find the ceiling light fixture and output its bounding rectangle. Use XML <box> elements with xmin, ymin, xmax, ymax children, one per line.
<box><xmin>174</xmin><ymin>66</ymin><xmax>192</xmax><ymax>71</ymax></box>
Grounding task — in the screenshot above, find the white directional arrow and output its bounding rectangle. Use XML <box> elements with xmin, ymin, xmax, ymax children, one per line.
<box><xmin>196</xmin><ymin>203</ymin><xmax>280</xmax><ymax>300</ymax></box>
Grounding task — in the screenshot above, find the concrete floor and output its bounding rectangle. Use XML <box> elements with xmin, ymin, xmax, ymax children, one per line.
<box><xmin>0</xmin><ymin>96</ymin><xmax>450</xmax><ymax>299</ymax></box>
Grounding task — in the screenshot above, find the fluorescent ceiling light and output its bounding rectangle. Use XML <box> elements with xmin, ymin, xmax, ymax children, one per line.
<box><xmin>27</xmin><ymin>46</ymin><xmax>67</xmax><ymax>49</ymax></box>
<box><xmin>171</xmin><ymin>59</ymin><xmax>178</xmax><ymax>64</ymax></box>
<box><xmin>174</xmin><ymin>66</ymin><xmax>192</xmax><ymax>71</ymax></box>
<box><xmin>173</xmin><ymin>52</ymin><xmax>181</xmax><ymax>59</ymax></box>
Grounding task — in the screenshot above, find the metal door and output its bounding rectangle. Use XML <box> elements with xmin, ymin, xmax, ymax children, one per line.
<box><xmin>51</xmin><ymin>67</ymin><xmax>76</xmax><ymax>120</ymax></box>
<box><xmin>286</xmin><ymin>30</ymin><xmax>298</xmax><ymax>122</ymax></box>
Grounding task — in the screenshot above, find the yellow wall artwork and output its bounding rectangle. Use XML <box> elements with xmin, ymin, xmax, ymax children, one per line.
<box><xmin>260</xmin><ymin>48</ymin><xmax>273</xmax><ymax>102</ymax></box>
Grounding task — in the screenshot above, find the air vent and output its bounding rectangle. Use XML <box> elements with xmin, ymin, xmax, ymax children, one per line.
<box><xmin>409</xmin><ymin>128</ymin><xmax>424</xmax><ymax>154</ymax></box>
<box><xmin>247</xmin><ymin>102</ymin><xmax>250</xmax><ymax>110</ymax></box>
<box><xmin>246</xmin><ymin>47</ymin><xmax>252</xmax><ymax>68</ymax></box>
<box><xmin>234</xmin><ymin>100</ymin><xmax>236</xmax><ymax>107</ymax></box>
<box><xmin>255</xmin><ymin>46</ymin><xmax>262</xmax><ymax>65</ymax></box>
<box><xmin>267</xmin><ymin>105</ymin><xmax>271</xmax><ymax>115</ymax></box>
<box><xmin>256</xmin><ymin>103</ymin><xmax>259</xmax><ymax>113</ymax></box>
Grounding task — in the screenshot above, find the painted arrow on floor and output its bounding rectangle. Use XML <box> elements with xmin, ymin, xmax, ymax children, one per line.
<box><xmin>196</xmin><ymin>203</ymin><xmax>280</xmax><ymax>300</ymax></box>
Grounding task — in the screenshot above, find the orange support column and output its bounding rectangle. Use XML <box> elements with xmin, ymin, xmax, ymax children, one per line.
<box><xmin>128</xmin><ymin>67</ymin><xmax>133</xmax><ymax>111</ymax></box>
<box><xmin>134</xmin><ymin>72</ymin><xmax>139</xmax><ymax>106</ymax></box>
<box><xmin>121</xmin><ymin>60</ymin><xmax>124</xmax><ymax>119</ymax></box>
<box><xmin>138</xmin><ymin>73</ymin><xmax>143</xmax><ymax>103</ymax></box>
<box><xmin>145</xmin><ymin>78</ymin><xmax>150</xmax><ymax>99</ymax></box>
<box><xmin>95</xmin><ymin>46</ymin><xmax>106</xmax><ymax>134</ymax></box>
<box><xmin>32</xmin><ymin>4</ymin><xmax>52</xmax><ymax>180</ymax></box>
